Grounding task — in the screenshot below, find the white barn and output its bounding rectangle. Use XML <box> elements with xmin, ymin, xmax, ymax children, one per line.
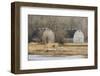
<box><xmin>73</xmin><ymin>30</ymin><xmax>84</xmax><ymax>43</ymax></box>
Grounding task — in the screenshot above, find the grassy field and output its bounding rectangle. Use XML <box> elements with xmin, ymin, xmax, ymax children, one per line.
<box><xmin>28</xmin><ymin>42</ymin><xmax>88</xmax><ymax>57</ymax></box>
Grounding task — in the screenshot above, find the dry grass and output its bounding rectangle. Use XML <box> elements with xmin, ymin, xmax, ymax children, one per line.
<box><xmin>28</xmin><ymin>42</ymin><xmax>88</xmax><ymax>57</ymax></box>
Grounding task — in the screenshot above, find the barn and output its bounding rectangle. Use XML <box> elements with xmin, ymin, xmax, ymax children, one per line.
<box><xmin>42</xmin><ymin>28</ymin><xmax>55</xmax><ymax>43</ymax></box>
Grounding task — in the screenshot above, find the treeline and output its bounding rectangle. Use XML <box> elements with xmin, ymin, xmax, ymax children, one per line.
<box><xmin>28</xmin><ymin>15</ymin><xmax>88</xmax><ymax>43</ymax></box>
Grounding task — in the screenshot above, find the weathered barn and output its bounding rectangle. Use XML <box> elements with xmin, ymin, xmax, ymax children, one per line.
<box><xmin>42</xmin><ymin>28</ymin><xmax>55</xmax><ymax>43</ymax></box>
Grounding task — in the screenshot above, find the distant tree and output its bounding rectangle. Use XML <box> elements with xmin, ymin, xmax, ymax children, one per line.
<box><xmin>55</xmin><ymin>29</ymin><xmax>65</xmax><ymax>44</ymax></box>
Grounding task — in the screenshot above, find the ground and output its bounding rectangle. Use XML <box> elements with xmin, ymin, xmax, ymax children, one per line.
<box><xmin>28</xmin><ymin>42</ymin><xmax>88</xmax><ymax>57</ymax></box>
